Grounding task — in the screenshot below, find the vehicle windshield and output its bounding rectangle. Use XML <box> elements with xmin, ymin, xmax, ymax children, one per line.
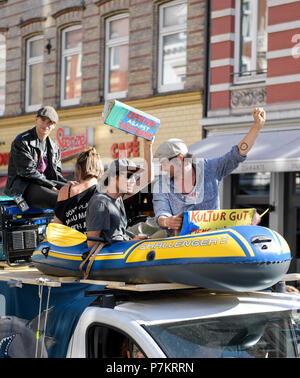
<box><xmin>143</xmin><ymin>311</ymin><xmax>298</xmax><ymax>358</ymax></box>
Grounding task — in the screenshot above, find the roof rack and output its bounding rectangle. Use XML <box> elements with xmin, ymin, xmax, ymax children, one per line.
<box><xmin>0</xmin><ymin>266</ymin><xmax>198</xmax><ymax>291</ymax></box>
<box><xmin>0</xmin><ymin>266</ymin><xmax>297</xmax><ymax>293</ymax></box>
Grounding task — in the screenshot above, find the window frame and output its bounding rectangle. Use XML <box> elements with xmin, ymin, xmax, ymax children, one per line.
<box><xmin>25</xmin><ymin>34</ymin><xmax>44</xmax><ymax>113</ymax></box>
<box><xmin>0</xmin><ymin>33</ymin><xmax>5</xmax><ymax>116</ymax></box>
<box><xmin>234</xmin><ymin>0</ymin><xmax>267</xmax><ymax>84</ymax></box>
<box><xmin>157</xmin><ymin>0</ymin><xmax>187</xmax><ymax>93</ymax></box>
<box><xmin>104</xmin><ymin>13</ymin><xmax>129</xmax><ymax>100</ymax></box>
<box><xmin>86</xmin><ymin>323</ymin><xmax>146</xmax><ymax>358</ymax></box>
<box><xmin>60</xmin><ymin>24</ymin><xmax>82</xmax><ymax>107</ymax></box>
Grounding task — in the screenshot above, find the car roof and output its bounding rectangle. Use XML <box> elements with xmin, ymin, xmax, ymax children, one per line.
<box><xmin>111</xmin><ymin>289</ymin><xmax>300</xmax><ymax>324</ymax></box>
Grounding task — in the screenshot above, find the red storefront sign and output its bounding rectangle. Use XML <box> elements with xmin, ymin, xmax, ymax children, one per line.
<box><xmin>0</xmin><ymin>153</ymin><xmax>9</xmax><ymax>166</ymax></box>
<box><xmin>0</xmin><ymin>127</ymin><xmax>94</xmax><ymax>166</ymax></box>
<box><xmin>56</xmin><ymin>127</ymin><xmax>94</xmax><ymax>160</ymax></box>
<box><xmin>111</xmin><ymin>135</ymin><xmax>140</xmax><ymax>159</ymax></box>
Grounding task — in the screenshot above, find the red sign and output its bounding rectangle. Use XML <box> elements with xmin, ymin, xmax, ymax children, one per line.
<box><xmin>57</xmin><ymin>127</ymin><xmax>94</xmax><ymax>160</ymax></box>
<box><xmin>111</xmin><ymin>135</ymin><xmax>140</xmax><ymax>159</ymax></box>
<box><xmin>0</xmin><ymin>153</ymin><xmax>9</xmax><ymax>166</ymax></box>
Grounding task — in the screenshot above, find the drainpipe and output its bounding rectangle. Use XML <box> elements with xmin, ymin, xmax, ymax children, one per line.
<box><xmin>202</xmin><ymin>0</ymin><xmax>211</xmax><ymax>121</ymax></box>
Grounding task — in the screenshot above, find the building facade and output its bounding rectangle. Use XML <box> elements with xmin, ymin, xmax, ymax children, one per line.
<box><xmin>190</xmin><ymin>0</ymin><xmax>300</xmax><ymax>271</ymax></box>
<box><xmin>1</xmin><ymin>0</ymin><xmax>299</xmax><ymax>271</ymax></box>
<box><xmin>0</xmin><ymin>0</ymin><xmax>205</xmax><ymax>217</ymax></box>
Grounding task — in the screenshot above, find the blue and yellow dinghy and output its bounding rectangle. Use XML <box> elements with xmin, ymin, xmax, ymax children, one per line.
<box><xmin>31</xmin><ymin>223</ymin><xmax>291</xmax><ymax>292</ymax></box>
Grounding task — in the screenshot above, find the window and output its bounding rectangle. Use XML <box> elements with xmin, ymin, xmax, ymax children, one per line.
<box><xmin>285</xmin><ymin>172</ymin><xmax>300</xmax><ymax>261</ymax></box>
<box><xmin>234</xmin><ymin>0</ymin><xmax>267</xmax><ymax>82</ymax></box>
<box><xmin>144</xmin><ymin>311</ymin><xmax>298</xmax><ymax>358</ymax></box>
<box><xmin>231</xmin><ymin>172</ymin><xmax>270</xmax><ymax>228</ymax></box>
<box><xmin>0</xmin><ymin>34</ymin><xmax>5</xmax><ymax>116</ymax></box>
<box><xmin>105</xmin><ymin>14</ymin><xmax>129</xmax><ymax>100</ymax></box>
<box><xmin>87</xmin><ymin>324</ymin><xmax>145</xmax><ymax>358</ymax></box>
<box><xmin>158</xmin><ymin>0</ymin><xmax>187</xmax><ymax>93</ymax></box>
<box><xmin>25</xmin><ymin>35</ymin><xmax>43</xmax><ymax>112</ymax></box>
<box><xmin>61</xmin><ymin>25</ymin><xmax>82</xmax><ymax>106</ymax></box>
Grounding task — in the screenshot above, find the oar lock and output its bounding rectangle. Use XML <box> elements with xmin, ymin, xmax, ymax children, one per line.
<box><xmin>41</xmin><ymin>246</ymin><xmax>50</xmax><ymax>258</ymax></box>
<box><xmin>146</xmin><ymin>250</ymin><xmax>156</xmax><ymax>261</ymax></box>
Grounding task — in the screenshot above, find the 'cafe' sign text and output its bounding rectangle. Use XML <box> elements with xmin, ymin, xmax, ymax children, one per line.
<box><xmin>111</xmin><ymin>135</ymin><xmax>140</xmax><ymax>159</ymax></box>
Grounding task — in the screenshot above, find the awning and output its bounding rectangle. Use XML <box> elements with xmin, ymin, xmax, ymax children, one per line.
<box><xmin>188</xmin><ymin>128</ymin><xmax>300</xmax><ymax>173</ymax></box>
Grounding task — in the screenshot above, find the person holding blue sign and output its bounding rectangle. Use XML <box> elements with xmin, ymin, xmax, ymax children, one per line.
<box><xmin>152</xmin><ymin>107</ymin><xmax>266</xmax><ymax>236</ymax></box>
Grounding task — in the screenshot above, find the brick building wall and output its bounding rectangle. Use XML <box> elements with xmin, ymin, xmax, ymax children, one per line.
<box><xmin>199</xmin><ymin>0</ymin><xmax>300</xmax><ymax>271</ymax></box>
<box><xmin>208</xmin><ymin>0</ymin><xmax>300</xmax><ymax>115</ymax></box>
<box><xmin>267</xmin><ymin>0</ymin><xmax>300</xmax><ymax>105</ymax></box>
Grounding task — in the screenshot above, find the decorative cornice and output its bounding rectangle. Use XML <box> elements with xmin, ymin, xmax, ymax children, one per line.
<box><xmin>52</xmin><ymin>6</ymin><xmax>86</xmax><ymax>19</ymax></box>
<box><xmin>0</xmin><ymin>91</ymin><xmax>202</xmax><ymax>127</ymax></box>
<box><xmin>19</xmin><ymin>17</ymin><xmax>47</xmax><ymax>28</ymax></box>
<box><xmin>94</xmin><ymin>0</ymin><xmax>111</xmax><ymax>6</ymax></box>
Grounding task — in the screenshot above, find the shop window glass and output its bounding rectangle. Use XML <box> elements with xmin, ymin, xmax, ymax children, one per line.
<box><xmin>158</xmin><ymin>0</ymin><xmax>187</xmax><ymax>93</ymax></box>
<box><xmin>61</xmin><ymin>25</ymin><xmax>82</xmax><ymax>106</ymax></box>
<box><xmin>105</xmin><ymin>14</ymin><xmax>129</xmax><ymax>99</ymax></box>
<box><xmin>25</xmin><ymin>35</ymin><xmax>43</xmax><ymax>112</ymax></box>
<box><xmin>297</xmin><ymin>208</ymin><xmax>300</xmax><ymax>258</ymax></box>
<box><xmin>0</xmin><ymin>34</ymin><xmax>5</xmax><ymax>116</ymax></box>
<box><xmin>234</xmin><ymin>0</ymin><xmax>267</xmax><ymax>82</ymax></box>
<box><xmin>236</xmin><ymin>172</ymin><xmax>270</xmax><ymax>196</ymax></box>
<box><xmin>232</xmin><ymin>173</ymin><xmax>270</xmax><ymax>228</ymax></box>
<box><xmin>295</xmin><ymin>172</ymin><xmax>300</xmax><ymax>194</ymax></box>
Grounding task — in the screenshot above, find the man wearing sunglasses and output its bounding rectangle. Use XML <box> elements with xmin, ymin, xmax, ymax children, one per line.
<box><xmin>5</xmin><ymin>106</ymin><xmax>67</xmax><ymax>209</ymax></box>
<box><xmin>152</xmin><ymin>107</ymin><xmax>266</xmax><ymax>235</ymax></box>
<box><xmin>86</xmin><ymin>138</ymin><xmax>154</xmax><ymax>247</ymax></box>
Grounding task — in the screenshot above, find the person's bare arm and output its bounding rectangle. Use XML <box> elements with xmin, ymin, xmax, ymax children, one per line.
<box><xmin>238</xmin><ymin>107</ymin><xmax>266</xmax><ymax>156</ymax></box>
<box><xmin>124</xmin><ymin>138</ymin><xmax>154</xmax><ymax>199</ymax></box>
<box><xmin>53</xmin><ymin>185</ymin><xmax>70</xmax><ymax>224</ymax></box>
<box><xmin>87</xmin><ymin>230</ymin><xmax>102</xmax><ymax>248</ymax></box>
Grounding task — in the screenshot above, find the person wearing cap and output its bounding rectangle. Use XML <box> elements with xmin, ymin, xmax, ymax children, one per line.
<box><xmin>5</xmin><ymin>106</ymin><xmax>67</xmax><ymax>209</ymax></box>
<box><xmin>86</xmin><ymin>139</ymin><xmax>154</xmax><ymax>246</ymax></box>
<box><xmin>153</xmin><ymin>107</ymin><xmax>266</xmax><ymax>235</ymax></box>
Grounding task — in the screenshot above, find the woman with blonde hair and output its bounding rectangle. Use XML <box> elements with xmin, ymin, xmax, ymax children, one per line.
<box><xmin>53</xmin><ymin>147</ymin><xmax>103</xmax><ymax>234</ymax></box>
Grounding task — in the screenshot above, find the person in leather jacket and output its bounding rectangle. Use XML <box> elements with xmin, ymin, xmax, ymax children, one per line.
<box><xmin>5</xmin><ymin>106</ymin><xmax>68</xmax><ymax>209</ymax></box>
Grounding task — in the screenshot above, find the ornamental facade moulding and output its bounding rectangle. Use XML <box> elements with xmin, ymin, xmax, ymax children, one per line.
<box><xmin>52</xmin><ymin>5</ymin><xmax>86</xmax><ymax>20</ymax></box>
<box><xmin>18</xmin><ymin>17</ymin><xmax>47</xmax><ymax>29</ymax></box>
<box><xmin>231</xmin><ymin>86</ymin><xmax>266</xmax><ymax>109</ymax></box>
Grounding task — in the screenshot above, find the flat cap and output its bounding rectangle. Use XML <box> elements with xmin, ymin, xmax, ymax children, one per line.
<box><xmin>37</xmin><ymin>106</ymin><xmax>59</xmax><ymax>124</ymax></box>
<box><xmin>100</xmin><ymin>158</ymin><xmax>144</xmax><ymax>186</ymax></box>
<box><xmin>154</xmin><ymin>138</ymin><xmax>189</xmax><ymax>161</ymax></box>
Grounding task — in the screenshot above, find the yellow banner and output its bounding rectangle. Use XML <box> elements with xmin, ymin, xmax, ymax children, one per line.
<box><xmin>180</xmin><ymin>209</ymin><xmax>256</xmax><ymax>235</ymax></box>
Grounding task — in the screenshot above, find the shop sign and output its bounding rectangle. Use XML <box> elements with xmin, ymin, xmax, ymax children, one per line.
<box><xmin>111</xmin><ymin>135</ymin><xmax>140</xmax><ymax>159</ymax></box>
<box><xmin>56</xmin><ymin>127</ymin><xmax>94</xmax><ymax>160</ymax></box>
<box><xmin>0</xmin><ymin>152</ymin><xmax>9</xmax><ymax>166</ymax></box>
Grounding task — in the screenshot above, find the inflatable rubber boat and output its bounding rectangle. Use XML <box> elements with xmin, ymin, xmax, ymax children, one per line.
<box><xmin>32</xmin><ymin>224</ymin><xmax>291</xmax><ymax>292</ymax></box>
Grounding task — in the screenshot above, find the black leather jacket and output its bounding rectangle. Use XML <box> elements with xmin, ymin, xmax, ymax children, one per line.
<box><xmin>5</xmin><ymin>127</ymin><xmax>67</xmax><ymax>197</ymax></box>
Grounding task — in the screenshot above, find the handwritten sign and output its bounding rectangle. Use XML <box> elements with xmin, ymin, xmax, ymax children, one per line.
<box><xmin>102</xmin><ymin>100</ymin><xmax>160</xmax><ymax>141</ymax></box>
<box><xmin>180</xmin><ymin>209</ymin><xmax>256</xmax><ymax>235</ymax></box>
